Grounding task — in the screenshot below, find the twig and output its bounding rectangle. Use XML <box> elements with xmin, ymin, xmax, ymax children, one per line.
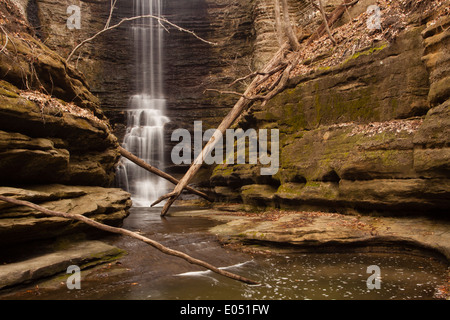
<box><xmin>204</xmin><ymin>88</ymin><xmax>266</xmax><ymax>101</ymax></box>
<box><xmin>344</xmin><ymin>0</ymin><xmax>359</xmax><ymax>6</ymax></box>
<box><xmin>307</xmin><ymin>0</ymin><xmax>358</xmax><ymax>45</ymax></box>
<box><xmin>0</xmin><ymin>25</ymin><xmax>10</xmax><ymax>54</ymax></box>
<box><xmin>312</xmin><ymin>0</ymin><xmax>337</xmax><ymax>45</ymax></box>
<box><xmin>105</xmin><ymin>0</ymin><xmax>118</xmax><ymax>29</ymax></box>
<box><xmin>0</xmin><ymin>195</ymin><xmax>259</xmax><ymax>285</ymax></box>
<box><xmin>67</xmin><ymin>14</ymin><xmax>217</xmax><ymax>63</ymax></box>
<box><xmin>228</xmin><ymin>62</ymin><xmax>287</xmax><ymax>87</ymax></box>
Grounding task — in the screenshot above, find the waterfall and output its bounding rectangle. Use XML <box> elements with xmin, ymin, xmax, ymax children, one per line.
<box><xmin>116</xmin><ymin>0</ymin><xmax>170</xmax><ymax>207</ymax></box>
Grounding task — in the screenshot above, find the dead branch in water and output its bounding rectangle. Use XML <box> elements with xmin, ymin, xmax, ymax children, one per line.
<box><xmin>118</xmin><ymin>146</ymin><xmax>213</xmax><ymax>202</ymax></box>
<box><xmin>0</xmin><ymin>195</ymin><xmax>259</xmax><ymax>285</ymax></box>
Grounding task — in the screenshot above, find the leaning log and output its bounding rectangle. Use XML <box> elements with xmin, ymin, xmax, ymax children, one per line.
<box><xmin>158</xmin><ymin>42</ymin><xmax>290</xmax><ymax>216</ymax></box>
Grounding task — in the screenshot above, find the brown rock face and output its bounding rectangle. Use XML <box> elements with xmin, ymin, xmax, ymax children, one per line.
<box><xmin>210</xmin><ymin>7</ymin><xmax>450</xmax><ymax>216</ymax></box>
<box><xmin>0</xmin><ymin>1</ymin><xmax>131</xmax><ymax>247</ymax></box>
<box><xmin>0</xmin><ymin>81</ymin><xmax>119</xmax><ymax>186</ymax></box>
<box><xmin>8</xmin><ymin>0</ymin><xmax>448</xmax><ymax>217</ymax></box>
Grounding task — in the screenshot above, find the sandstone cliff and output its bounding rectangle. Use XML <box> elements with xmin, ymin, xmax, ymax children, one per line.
<box><xmin>8</xmin><ymin>0</ymin><xmax>448</xmax><ymax>219</ymax></box>
<box><xmin>0</xmin><ymin>0</ymin><xmax>131</xmax><ymax>249</ymax></box>
<box><xmin>210</xmin><ymin>0</ymin><xmax>450</xmax><ymax>217</ymax></box>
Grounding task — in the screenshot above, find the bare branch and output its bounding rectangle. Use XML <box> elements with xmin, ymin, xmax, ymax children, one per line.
<box><xmin>0</xmin><ymin>195</ymin><xmax>259</xmax><ymax>285</ymax></box>
<box><xmin>119</xmin><ymin>146</ymin><xmax>213</xmax><ymax>202</ymax></box>
<box><xmin>0</xmin><ymin>26</ymin><xmax>10</xmax><ymax>54</ymax></box>
<box><xmin>308</xmin><ymin>0</ymin><xmax>359</xmax><ymax>45</ymax></box>
<box><xmin>311</xmin><ymin>0</ymin><xmax>337</xmax><ymax>46</ymax></box>
<box><xmin>228</xmin><ymin>62</ymin><xmax>287</xmax><ymax>87</ymax></box>
<box><xmin>274</xmin><ymin>0</ymin><xmax>285</xmax><ymax>46</ymax></box>
<box><xmin>151</xmin><ymin>191</ymin><xmax>178</xmax><ymax>207</ymax></box>
<box><xmin>281</xmin><ymin>0</ymin><xmax>301</xmax><ymax>51</ymax></box>
<box><xmin>204</xmin><ymin>88</ymin><xmax>267</xmax><ymax>101</ymax></box>
<box><xmin>344</xmin><ymin>0</ymin><xmax>359</xmax><ymax>6</ymax></box>
<box><xmin>67</xmin><ymin>14</ymin><xmax>217</xmax><ymax>63</ymax></box>
<box><xmin>105</xmin><ymin>0</ymin><xmax>118</xmax><ymax>29</ymax></box>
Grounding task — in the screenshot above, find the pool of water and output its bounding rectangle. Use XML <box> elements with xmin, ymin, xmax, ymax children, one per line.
<box><xmin>1</xmin><ymin>207</ymin><xmax>447</xmax><ymax>300</ymax></box>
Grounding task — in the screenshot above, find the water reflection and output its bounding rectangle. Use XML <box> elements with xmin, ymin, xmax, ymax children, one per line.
<box><xmin>150</xmin><ymin>252</ymin><xmax>446</xmax><ymax>300</ymax></box>
<box><xmin>0</xmin><ymin>207</ymin><xmax>447</xmax><ymax>300</ymax></box>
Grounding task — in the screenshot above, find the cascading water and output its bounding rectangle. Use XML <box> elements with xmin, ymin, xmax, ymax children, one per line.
<box><xmin>116</xmin><ymin>0</ymin><xmax>170</xmax><ymax>207</ymax></box>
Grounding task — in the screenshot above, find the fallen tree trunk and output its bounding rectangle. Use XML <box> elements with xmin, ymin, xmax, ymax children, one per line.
<box><xmin>118</xmin><ymin>146</ymin><xmax>213</xmax><ymax>202</ymax></box>
<box><xmin>0</xmin><ymin>195</ymin><xmax>259</xmax><ymax>285</ymax></box>
<box><xmin>158</xmin><ymin>42</ymin><xmax>290</xmax><ymax>216</ymax></box>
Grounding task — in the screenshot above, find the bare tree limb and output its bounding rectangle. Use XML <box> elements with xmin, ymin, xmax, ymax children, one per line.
<box><xmin>0</xmin><ymin>195</ymin><xmax>259</xmax><ymax>285</ymax></box>
<box><xmin>159</xmin><ymin>42</ymin><xmax>290</xmax><ymax>216</ymax></box>
<box><xmin>344</xmin><ymin>0</ymin><xmax>360</xmax><ymax>6</ymax></box>
<box><xmin>308</xmin><ymin>0</ymin><xmax>359</xmax><ymax>45</ymax></box>
<box><xmin>0</xmin><ymin>25</ymin><xmax>10</xmax><ymax>54</ymax></box>
<box><xmin>228</xmin><ymin>62</ymin><xmax>287</xmax><ymax>87</ymax></box>
<box><xmin>151</xmin><ymin>191</ymin><xmax>177</xmax><ymax>207</ymax></box>
<box><xmin>311</xmin><ymin>0</ymin><xmax>337</xmax><ymax>45</ymax></box>
<box><xmin>67</xmin><ymin>14</ymin><xmax>217</xmax><ymax>63</ymax></box>
<box><xmin>281</xmin><ymin>0</ymin><xmax>301</xmax><ymax>51</ymax></box>
<box><xmin>204</xmin><ymin>88</ymin><xmax>267</xmax><ymax>101</ymax></box>
<box><xmin>105</xmin><ymin>0</ymin><xmax>118</xmax><ymax>29</ymax></box>
<box><xmin>274</xmin><ymin>0</ymin><xmax>285</xmax><ymax>46</ymax></box>
<box><xmin>118</xmin><ymin>146</ymin><xmax>213</xmax><ymax>202</ymax></box>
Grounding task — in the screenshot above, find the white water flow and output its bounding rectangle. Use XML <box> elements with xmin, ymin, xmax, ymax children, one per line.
<box><xmin>117</xmin><ymin>0</ymin><xmax>170</xmax><ymax>207</ymax></box>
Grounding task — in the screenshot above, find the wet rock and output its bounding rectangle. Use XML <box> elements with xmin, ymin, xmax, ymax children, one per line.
<box><xmin>0</xmin><ymin>185</ymin><xmax>131</xmax><ymax>246</ymax></box>
<box><xmin>208</xmin><ymin>211</ymin><xmax>450</xmax><ymax>261</ymax></box>
<box><xmin>0</xmin><ymin>240</ymin><xmax>125</xmax><ymax>290</ymax></box>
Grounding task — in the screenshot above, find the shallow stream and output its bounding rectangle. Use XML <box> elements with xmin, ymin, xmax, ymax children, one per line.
<box><xmin>2</xmin><ymin>207</ymin><xmax>448</xmax><ymax>300</ymax></box>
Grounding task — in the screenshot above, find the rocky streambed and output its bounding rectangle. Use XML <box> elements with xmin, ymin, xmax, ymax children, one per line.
<box><xmin>0</xmin><ymin>205</ymin><xmax>448</xmax><ymax>300</ymax></box>
<box><xmin>170</xmin><ymin>205</ymin><xmax>450</xmax><ymax>261</ymax></box>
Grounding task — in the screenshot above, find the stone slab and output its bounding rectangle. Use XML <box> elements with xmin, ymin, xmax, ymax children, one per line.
<box><xmin>0</xmin><ymin>240</ymin><xmax>124</xmax><ymax>290</ymax></box>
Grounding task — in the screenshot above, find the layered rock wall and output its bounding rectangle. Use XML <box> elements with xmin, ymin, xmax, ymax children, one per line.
<box><xmin>0</xmin><ymin>0</ymin><xmax>131</xmax><ymax>247</ymax></box>
<box><xmin>210</xmin><ymin>6</ymin><xmax>450</xmax><ymax>217</ymax></box>
<box><xmin>6</xmin><ymin>0</ymin><xmax>448</xmax><ymax>218</ymax></box>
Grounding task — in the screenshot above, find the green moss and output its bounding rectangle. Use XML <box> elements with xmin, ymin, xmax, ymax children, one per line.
<box><xmin>85</xmin><ymin>248</ymin><xmax>126</xmax><ymax>267</ymax></box>
<box><xmin>283</xmin><ymin>102</ymin><xmax>308</xmax><ymax>132</ymax></box>
<box><xmin>0</xmin><ymin>81</ymin><xmax>20</xmax><ymax>98</ymax></box>
<box><xmin>317</xmin><ymin>66</ymin><xmax>331</xmax><ymax>71</ymax></box>
<box><xmin>305</xmin><ymin>181</ymin><xmax>321</xmax><ymax>188</ymax></box>
<box><xmin>277</xmin><ymin>183</ymin><xmax>305</xmax><ymax>195</ymax></box>
<box><xmin>264</xmin><ymin>111</ymin><xmax>277</xmax><ymax>121</ymax></box>
<box><xmin>341</xmin><ymin>44</ymin><xmax>388</xmax><ymax>66</ymax></box>
<box><xmin>315</xmin><ymin>87</ymin><xmax>381</xmax><ymax>124</ymax></box>
<box><xmin>391</xmin><ymin>98</ymin><xmax>399</xmax><ymax>115</ymax></box>
<box><xmin>212</xmin><ymin>164</ymin><xmax>234</xmax><ymax>177</ymax></box>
